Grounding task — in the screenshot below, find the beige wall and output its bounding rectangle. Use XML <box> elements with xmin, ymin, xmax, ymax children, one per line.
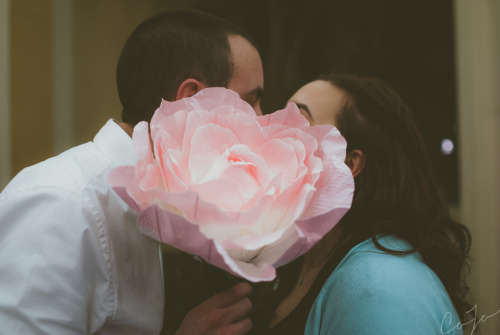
<box><xmin>8</xmin><ymin>0</ymin><xmax>174</xmax><ymax>175</ymax></box>
<box><xmin>72</xmin><ymin>0</ymin><xmax>168</xmax><ymax>144</ymax></box>
<box><xmin>5</xmin><ymin>0</ymin><xmax>208</xmax><ymax>181</ymax></box>
<box><xmin>0</xmin><ymin>0</ymin><xmax>10</xmax><ymax>188</ymax></box>
<box><xmin>10</xmin><ymin>0</ymin><xmax>53</xmax><ymax>175</ymax></box>
<box><xmin>71</xmin><ymin>0</ymin><xmax>197</xmax><ymax>144</ymax></box>
<box><xmin>455</xmin><ymin>0</ymin><xmax>500</xmax><ymax>333</ymax></box>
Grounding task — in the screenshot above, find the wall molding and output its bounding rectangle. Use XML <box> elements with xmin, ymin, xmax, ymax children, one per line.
<box><xmin>454</xmin><ymin>0</ymin><xmax>500</xmax><ymax>332</ymax></box>
<box><xmin>52</xmin><ymin>0</ymin><xmax>75</xmax><ymax>154</ymax></box>
<box><xmin>0</xmin><ymin>0</ymin><xmax>11</xmax><ymax>189</ymax></box>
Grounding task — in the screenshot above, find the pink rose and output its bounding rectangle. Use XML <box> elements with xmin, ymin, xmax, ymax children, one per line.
<box><xmin>108</xmin><ymin>87</ymin><xmax>353</xmax><ymax>282</ymax></box>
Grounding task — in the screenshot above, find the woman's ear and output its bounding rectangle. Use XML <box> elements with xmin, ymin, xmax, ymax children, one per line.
<box><xmin>176</xmin><ymin>78</ymin><xmax>207</xmax><ymax>100</ymax></box>
<box><xmin>345</xmin><ymin>149</ymin><xmax>364</xmax><ymax>178</ymax></box>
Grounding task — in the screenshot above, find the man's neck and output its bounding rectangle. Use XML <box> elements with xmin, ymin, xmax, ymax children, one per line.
<box><xmin>118</xmin><ymin>122</ymin><xmax>134</xmax><ymax>138</ymax></box>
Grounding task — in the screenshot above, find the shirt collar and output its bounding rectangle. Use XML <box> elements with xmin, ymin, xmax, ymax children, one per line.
<box><xmin>93</xmin><ymin>119</ymin><xmax>137</xmax><ymax>167</ymax></box>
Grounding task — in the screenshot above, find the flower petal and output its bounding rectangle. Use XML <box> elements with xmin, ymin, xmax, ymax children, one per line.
<box><xmin>256</xmin><ymin>138</ymin><xmax>299</xmax><ymax>187</ymax></box>
<box><xmin>108</xmin><ymin>166</ymin><xmax>144</xmax><ymax>213</ymax></box>
<box><xmin>157</xmin><ymin>151</ymin><xmax>188</xmax><ymax>192</ymax></box>
<box><xmin>257</xmin><ymin>102</ymin><xmax>309</xmax><ymax>128</ymax></box>
<box><xmin>132</xmin><ymin>121</ymin><xmax>155</xmax><ymax>170</ymax></box>
<box><xmin>301</xmin><ymin>126</ymin><xmax>354</xmax><ymax>219</ymax></box>
<box><xmin>188</xmin><ymin>124</ymin><xmax>239</xmax><ymax>183</ymax></box>
<box><xmin>138</xmin><ymin>205</ymin><xmax>275</xmax><ymax>282</ymax></box>
<box><xmin>109</xmin><ymin>87</ymin><xmax>355</xmax><ymax>284</ymax></box>
<box><xmin>300</xmin><ymin>159</ymin><xmax>353</xmax><ymax>219</ymax></box>
<box><xmin>275</xmin><ymin>206</ymin><xmax>350</xmax><ymax>267</ymax></box>
<box><xmin>151</xmin><ymin>87</ymin><xmax>256</xmax><ymax>124</ymax></box>
<box><xmin>218</xmin><ymin>113</ymin><xmax>265</xmax><ymax>148</ymax></box>
<box><xmin>151</xmin><ymin>110</ymin><xmax>187</xmax><ymax>151</ymax></box>
<box><xmin>190</xmin><ymin>179</ymin><xmax>245</xmax><ymax>211</ymax></box>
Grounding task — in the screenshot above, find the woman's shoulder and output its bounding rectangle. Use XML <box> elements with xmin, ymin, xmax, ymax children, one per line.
<box><xmin>331</xmin><ymin>235</ymin><xmax>445</xmax><ymax>297</ymax></box>
<box><xmin>306</xmin><ymin>235</ymin><xmax>462</xmax><ymax>334</ymax></box>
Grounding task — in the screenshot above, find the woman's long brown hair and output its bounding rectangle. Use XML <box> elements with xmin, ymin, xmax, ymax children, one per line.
<box><xmin>320</xmin><ymin>73</ymin><xmax>473</xmax><ymax>322</ymax></box>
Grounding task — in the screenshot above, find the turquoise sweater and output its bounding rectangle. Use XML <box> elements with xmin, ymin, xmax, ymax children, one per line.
<box><xmin>305</xmin><ymin>235</ymin><xmax>463</xmax><ymax>334</ymax></box>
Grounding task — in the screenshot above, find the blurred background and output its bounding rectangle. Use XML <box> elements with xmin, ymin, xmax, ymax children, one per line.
<box><xmin>0</xmin><ymin>0</ymin><xmax>499</xmax><ymax>333</ymax></box>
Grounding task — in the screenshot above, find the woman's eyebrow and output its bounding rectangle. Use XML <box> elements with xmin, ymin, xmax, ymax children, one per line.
<box><xmin>294</xmin><ymin>102</ymin><xmax>313</xmax><ymax>120</ymax></box>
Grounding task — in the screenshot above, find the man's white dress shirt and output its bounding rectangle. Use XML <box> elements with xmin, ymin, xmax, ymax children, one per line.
<box><xmin>0</xmin><ymin>120</ymin><xmax>164</xmax><ymax>334</ymax></box>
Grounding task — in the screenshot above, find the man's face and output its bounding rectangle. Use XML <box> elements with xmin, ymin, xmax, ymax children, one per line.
<box><xmin>227</xmin><ymin>34</ymin><xmax>264</xmax><ymax>116</ymax></box>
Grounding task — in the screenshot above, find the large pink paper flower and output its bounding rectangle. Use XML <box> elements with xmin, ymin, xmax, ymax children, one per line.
<box><xmin>108</xmin><ymin>87</ymin><xmax>354</xmax><ymax>282</ymax></box>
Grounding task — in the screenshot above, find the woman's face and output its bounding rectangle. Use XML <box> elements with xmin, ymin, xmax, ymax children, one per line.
<box><xmin>287</xmin><ymin>80</ymin><xmax>346</xmax><ymax>126</ymax></box>
<box><xmin>289</xmin><ymin>79</ymin><xmax>364</xmax><ymax>178</ymax></box>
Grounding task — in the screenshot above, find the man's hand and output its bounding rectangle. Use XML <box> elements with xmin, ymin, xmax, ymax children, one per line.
<box><xmin>175</xmin><ymin>282</ymin><xmax>253</xmax><ymax>335</ymax></box>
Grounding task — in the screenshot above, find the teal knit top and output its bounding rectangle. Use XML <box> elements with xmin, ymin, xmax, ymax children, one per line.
<box><xmin>305</xmin><ymin>235</ymin><xmax>463</xmax><ymax>335</ymax></box>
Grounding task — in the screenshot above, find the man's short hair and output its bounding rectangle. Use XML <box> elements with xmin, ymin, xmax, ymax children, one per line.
<box><xmin>117</xmin><ymin>10</ymin><xmax>258</xmax><ymax>126</ymax></box>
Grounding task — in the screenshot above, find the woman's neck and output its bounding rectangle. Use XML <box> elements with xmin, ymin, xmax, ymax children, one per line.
<box><xmin>269</xmin><ymin>224</ymin><xmax>345</xmax><ymax>327</ymax></box>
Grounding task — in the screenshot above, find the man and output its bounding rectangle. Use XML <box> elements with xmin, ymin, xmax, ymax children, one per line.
<box><xmin>0</xmin><ymin>10</ymin><xmax>263</xmax><ymax>334</ymax></box>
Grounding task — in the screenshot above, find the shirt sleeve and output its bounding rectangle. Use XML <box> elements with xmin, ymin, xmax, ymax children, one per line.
<box><xmin>0</xmin><ymin>187</ymin><xmax>111</xmax><ymax>334</ymax></box>
<box><xmin>305</xmin><ymin>251</ymin><xmax>463</xmax><ymax>335</ymax></box>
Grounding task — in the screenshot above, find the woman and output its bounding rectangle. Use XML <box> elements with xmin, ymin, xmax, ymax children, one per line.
<box><xmin>254</xmin><ymin>73</ymin><xmax>473</xmax><ymax>334</ymax></box>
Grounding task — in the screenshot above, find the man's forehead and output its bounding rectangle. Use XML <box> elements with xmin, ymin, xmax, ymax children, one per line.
<box><xmin>227</xmin><ymin>35</ymin><xmax>264</xmax><ymax>92</ymax></box>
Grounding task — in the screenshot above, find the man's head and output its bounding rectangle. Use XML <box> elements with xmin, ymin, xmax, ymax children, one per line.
<box><xmin>117</xmin><ymin>10</ymin><xmax>264</xmax><ymax>126</ymax></box>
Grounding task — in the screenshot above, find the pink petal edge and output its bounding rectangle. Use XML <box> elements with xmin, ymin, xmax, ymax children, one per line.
<box><xmin>139</xmin><ymin>205</ymin><xmax>276</xmax><ymax>282</ymax></box>
<box><xmin>274</xmin><ymin>205</ymin><xmax>350</xmax><ymax>267</ymax></box>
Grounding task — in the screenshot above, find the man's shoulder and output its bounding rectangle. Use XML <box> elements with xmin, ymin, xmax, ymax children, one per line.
<box><xmin>3</xmin><ymin>141</ymin><xmax>111</xmax><ymax>197</ymax></box>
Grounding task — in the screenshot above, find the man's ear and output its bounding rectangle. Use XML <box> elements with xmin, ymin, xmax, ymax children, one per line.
<box><xmin>345</xmin><ymin>149</ymin><xmax>364</xmax><ymax>178</ymax></box>
<box><xmin>175</xmin><ymin>78</ymin><xmax>207</xmax><ymax>100</ymax></box>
